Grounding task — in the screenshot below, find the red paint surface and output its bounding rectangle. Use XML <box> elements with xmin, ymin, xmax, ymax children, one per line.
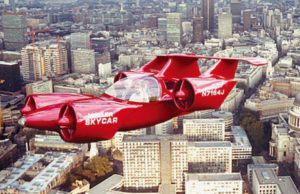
<box><xmin>20</xmin><ymin>54</ymin><xmax>267</xmax><ymax>143</ymax></box>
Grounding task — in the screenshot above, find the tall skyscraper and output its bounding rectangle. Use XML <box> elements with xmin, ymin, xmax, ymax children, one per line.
<box><xmin>2</xmin><ymin>13</ymin><xmax>27</xmax><ymax>51</ymax></box>
<box><xmin>21</xmin><ymin>46</ymin><xmax>45</xmax><ymax>81</ymax></box>
<box><xmin>44</xmin><ymin>44</ymin><xmax>68</xmax><ymax>76</ymax></box>
<box><xmin>201</xmin><ymin>0</ymin><xmax>214</xmax><ymax>31</ymax></box>
<box><xmin>230</xmin><ymin>0</ymin><xmax>242</xmax><ymax>23</ymax></box>
<box><xmin>123</xmin><ymin>135</ymin><xmax>188</xmax><ymax>192</ymax></box>
<box><xmin>71</xmin><ymin>48</ymin><xmax>96</xmax><ymax>74</ymax></box>
<box><xmin>21</xmin><ymin>43</ymin><xmax>68</xmax><ymax>81</ymax></box>
<box><xmin>243</xmin><ymin>9</ymin><xmax>252</xmax><ymax>32</ymax></box>
<box><xmin>70</xmin><ymin>32</ymin><xmax>90</xmax><ymax>50</ymax></box>
<box><xmin>158</xmin><ymin>18</ymin><xmax>167</xmax><ymax>41</ymax></box>
<box><xmin>166</xmin><ymin>13</ymin><xmax>182</xmax><ymax>43</ymax></box>
<box><xmin>193</xmin><ymin>17</ymin><xmax>204</xmax><ymax>43</ymax></box>
<box><xmin>177</xmin><ymin>3</ymin><xmax>188</xmax><ymax>21</ymax></box>
<box><xmin>218</xmin><ymin>12</ymin><xmax>233</xmax><ymax>39</ymax></box>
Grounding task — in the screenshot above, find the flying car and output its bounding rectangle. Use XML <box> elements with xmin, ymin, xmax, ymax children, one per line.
<box><xmin>18</xmin><ymin>54</ymin><xmax>267</xmax><ymax>143</ymax></box>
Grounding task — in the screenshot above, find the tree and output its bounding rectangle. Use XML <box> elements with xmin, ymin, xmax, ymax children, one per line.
<box><xmin>112</xmin><ymin>149</ymin><xmax>123</xmax><ymax>161</ymax></box>
<box><xmin>239</xmin><ymin>110</ymin><xmax>265</xmax><ymax>154</ymax></box>
<box><xmin>85</xmin><ymin>156</ymin><xmax>113</xmax><ymax>177</ymax></box>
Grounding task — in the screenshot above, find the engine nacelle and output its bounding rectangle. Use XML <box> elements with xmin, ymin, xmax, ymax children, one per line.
<box><xmin>57</xmin><ymin>98</ymin><xmax>121</xmax><ymax>143</ymax></box>
<box><xmin>21</xmin><ymin>93</ymin><xmax>93</xmax><ymax>115</ymax></box>
<box><xmin>173</xmin><ymin>78</ymin><xmax>237</xmax><ymax>111</ymax></box>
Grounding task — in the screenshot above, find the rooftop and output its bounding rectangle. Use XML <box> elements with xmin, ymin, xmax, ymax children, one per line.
<box><xmin>123</xmin><ymin>134</ymin><xmax>187</xmax><ymax>142</ymax></box>
<box><xmin>231</xmin><ymin>126</ymin><xmax>252</xmax><ymax>148</ymax></box>
<box><xmin>183</xmin><ymin>118</ymin><xmax>225</xmax><ymax>124</ymax></box>
<box><xmin>89</xmin><ymin>174</ymin><xmax>122</xmax><ymax>194</ymax></box>
<box><xmin>253</xmin><ymin>168</ymin><xmax>299</xmax><ymax>193</ymax></box>
<box><xmin>188</xmin><ymin>141</ymin><xmax>232</xmax><ymax>148</ymax></box>
<box><xmin>186</xmin><ymin>173</ymin><xmax>242</xmax><ymax>182</ymax></box>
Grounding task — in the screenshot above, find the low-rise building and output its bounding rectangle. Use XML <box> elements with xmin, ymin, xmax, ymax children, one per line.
<box><xmin>185</xmin><ymin>173</ymin><xmax>243</xmax><ymax>194</ymax></box>
<box><xmin>252</xmin><ymin>168</ymin><xmax>299</xmax><ymax>194</ymax></box>
<box><xmin>0</xmin><ymin>152</ymin><xmax>83</xmax><ymax>194</ymax></box>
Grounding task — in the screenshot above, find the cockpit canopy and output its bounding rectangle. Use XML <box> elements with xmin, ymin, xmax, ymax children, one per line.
<box><xmin>105</xmin><ymin>76</ymin><xmax>161</xmax><ymax>102</ymax></box>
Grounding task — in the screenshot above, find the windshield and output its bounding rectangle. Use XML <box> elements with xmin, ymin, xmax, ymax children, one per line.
<box><xmin>105</xmin><ymin>76</ymin><xmax>161</xmax><ymax>102</ymax></box>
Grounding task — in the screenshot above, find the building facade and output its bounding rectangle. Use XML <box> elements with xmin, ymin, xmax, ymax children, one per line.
<box><xmin>185</xmin><ymin>173</ymin><xmax>243</xmax><ymax>194</ymax></box>
<box><xmin>123</xmin><ymin>135</ymin><xmax>188</xmax><ymax>192</ymax></box>
<box><xmin>187</xmin><ymin>141</ymin><xmax>232</xmax><ymax>173</ymax></box>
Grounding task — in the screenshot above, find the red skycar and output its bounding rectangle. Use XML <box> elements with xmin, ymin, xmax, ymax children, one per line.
<box><xmin>18</xmin><ymin>54</ymin><xmax>267</xmax><ymax>143</ymax></box>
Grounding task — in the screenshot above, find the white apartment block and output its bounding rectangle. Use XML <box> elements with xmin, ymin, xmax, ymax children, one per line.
<box><xmin>123</xmin><ymin>135</ymin><xmax>188</xmax><ymax>193</ymax></box>
<box><xmin>187</xmin><ymin>141</ymin><xmax>232</xmax><ymax>173</ymax></box>
<box><xmin>183</xmin><ymin>118</ymin><xmax>225</xmax><ymax>141</ymax></box>
<box><xmin>185</xmin><ymin>173</ymin><xmax>243</xmax><ymax>194</ymax></box>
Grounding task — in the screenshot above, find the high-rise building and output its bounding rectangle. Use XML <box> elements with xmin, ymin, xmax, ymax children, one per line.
<box><xmin>0</xmin><ymin>61</ymin><xmax>21</xmax><ymax>92</ymax></box>
<box><xmin>44</xmin><ymin>44</ymin><xmax>68</xmax><ymax>76</ymax></box>
<box><xmin>193</xmin><ymin>17</ymin><xmax>204</xmax><ymax>43</ymax></box>
<box><xmin>70</xmin><ymin>32</ymin><xmax>90</xmax><ymax>50</ymax></box>
<box><xmin>167</xmin><ymin>13</ymin><xmax>182</xmax><ymax>43</ymax></box>
<box><xmin>185</xmin><ymin>173</ymin><xmax>243</xmax><ymax>194</ymax></box>
<box><xmin>177</xmin><ymin>3</ymin><xmax>188</xmax><ymax>21</ymax></box>
<box><xmin>158</xmin><ymin>18</ymin><xmax>167</xmax><ymax>41</ymax></box>
<box><xmin>90</xmin><ymin>37</ymin><xmax>110</xmax><ymax>54</ymax></box>
<box><xmin>188</xmin><ymin>141</ymin><xmax>232</xmax><ymax>173</ymax></box>
<box><xmin>201</xmin><ymin>0</ymin><xmax>214</xmax><ymax>31</ymax></box>
<box><xmin>21</xmin><ymin>44</ymin><xmax>68</xmax><ymax>81</ymax></box>
<box><xmin>230</xmin><ymin>0</ymin><xmax>242</xmax><ymax>23</ymax></box>
<box><xmin>218</xmin><ymin>12</ymin><xmax>232</xmax><ymax>39</ymax></box>
<box><xmin>243</xmin><ymin>9</ymin><xmax>252</xmax><ymax>32</ymax></box>
<box><xmin>71</xmin><ymin>49</ymin><xmax>96</xmax><ymax>74</ymax></box>
<box><xmin>123</xmin><ymin>135</ymin><xmax>188</xmax><ymax>192</ymax></box>
<box><xmin>2</xmin><ymin>13</ymin><xmax>27</xmax><ymax>51</ymax></box>
<box><xmin>21</xmin><ymin>46</ymin><xmax>45</xmax><ymax>81</ymax></box>
<box><xmin>183</xmin><ymin>118</ymin><xmax>225</xmax><ymax>141</ymax></box>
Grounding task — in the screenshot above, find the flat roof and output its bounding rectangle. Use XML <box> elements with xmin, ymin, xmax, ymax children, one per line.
<box><xmin>231</xmin><ymin>126</ymin><xmax>252</xmax><ymax>148</ymax></box>
<box><xmin>123</xmin><ymin>135</ymin><xmax>187</xmax><ymax>142</ymax></box>
<box><xmin>188</xmin><ymin>141</ymin><xmax>231</xmax><ymax>148</ymax></box>
<box><xmin>88</xmin><ymin>174</ymin><xmax>122</xmax><ymax>194</ymax></box>
<box><xmin>183</xmin><ymin>118</ymin><xmax>225</xmax><ymax>124</ymax></box>
<box><xmin>253</xmin><ymin>169</ymin><xmax>299</xmax><ymax>193</ymax></box>
<box><xmin>186</xmin><ymin>173</ymin><xmax>242</xmax><ymax>182</ymax></box>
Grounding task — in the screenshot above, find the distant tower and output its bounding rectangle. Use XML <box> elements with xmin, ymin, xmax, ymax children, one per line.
<box><xmin>167</xmin><ymin>13</ymin><xmax>182</xmax><ymax>43</ymax></box>
<box><xmin>193</xmin><ymin>17</ymin><xmax>204</xmax><ymax>43</ymax></box>
<box><xmin>201</xmin><ymin>0</ymin><xmax>214</xmax><ymax>31</ymax></box>
<box><xmin>230</xmin><ymin>0</ymin><xmax>242</xmax><ymax>23</ymax></box>
<box><xmin>70</xmin><ymin>32</ymin><xmax>90</xmax><ymax>50</ymax></box>
<box><xmin>218</xmin><ymin>12</ymin><xmax>232</xmax><ymax>39</ymax></box>
<box><xmin>243</xmin><ymin>9</ymin><xmax>252</xmax><ymax>32</ymax></box>
<box><xmin>2</xmin><ymin>13</ymin><xmax>27</xmax><ymax>51</ymax></box>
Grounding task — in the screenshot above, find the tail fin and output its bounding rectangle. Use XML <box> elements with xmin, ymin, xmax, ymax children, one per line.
<box><xmin>202</xmin><ymin>56</ymin><xmax>268</xmax><ymax>80</ymax></box>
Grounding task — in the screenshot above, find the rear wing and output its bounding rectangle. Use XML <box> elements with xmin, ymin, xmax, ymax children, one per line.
<box><xmin>139</xmin><ymin>54</ymin><xmax>268</xmax><ymax>80</ymax></box>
